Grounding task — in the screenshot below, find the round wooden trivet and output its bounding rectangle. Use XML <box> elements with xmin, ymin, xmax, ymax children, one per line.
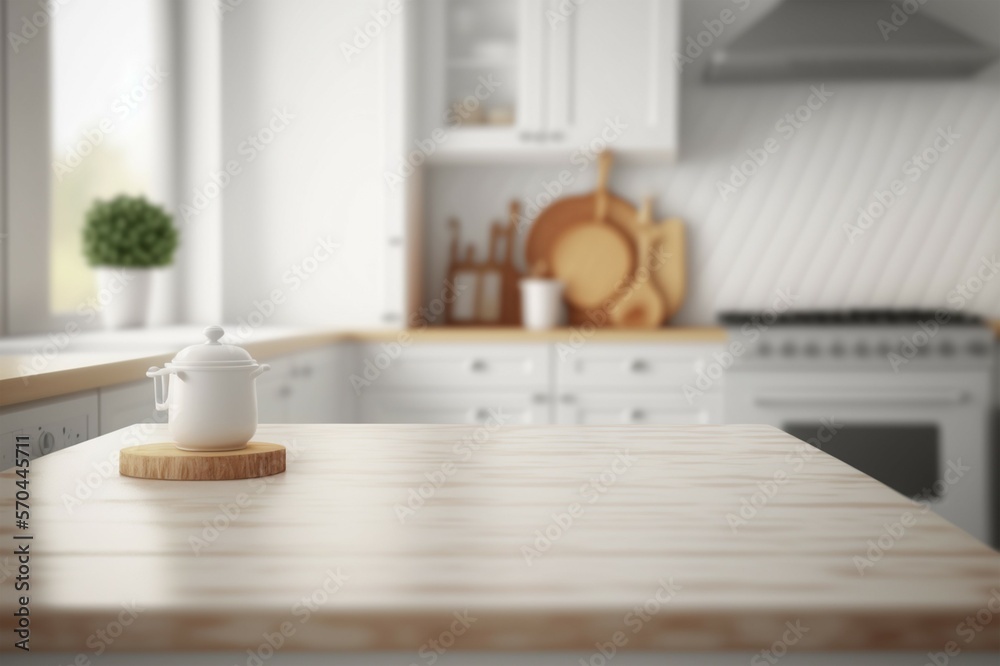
<box><xmin>119</xmin><ymin>442</ymin><xmax>285</xmax><ymax>481</ymax></box>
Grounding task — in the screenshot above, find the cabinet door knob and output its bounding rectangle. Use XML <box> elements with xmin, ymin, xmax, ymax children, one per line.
<box><xmin>630</xmin><ymin>359</ymin><xmax>650</xmax><ymax>373</ymax></box>
<box><xmin>559</xmin><ymin>394</ymin><xmax>576</xmax><ymax>404</ymax></box>
<box><xmin>531</xmin><ymin>393</ymin><xmax>548</xmax><ymax>404</ymax></box>
<box><xmin>629</xmin><ymin>409</ymin><xmax>645</xmax><ymax>423</ymax></box>
<box><xmin>469</xmin><ymin>359</ymin><xmax>488</xmax><ymax>373</ymax></box>
<box><xmin>474</xmin><ymin>408</ymin><xmax>491</xmax><ymax>422</ymax></box>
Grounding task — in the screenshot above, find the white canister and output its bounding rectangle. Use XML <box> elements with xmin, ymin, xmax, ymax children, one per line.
<box><xmin>519</xmin><ymin>278</ymin><xmax>564</xmax><ymax>330</ymax></box>
<box><xmin>146</xmin><ymin>325</ymin><xmax>270</xmax><ymax>452</ymax></box>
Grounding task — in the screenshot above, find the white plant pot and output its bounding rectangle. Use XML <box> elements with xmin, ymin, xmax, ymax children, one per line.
<box><xmin>95</xmin><ymin>267</ymin><xmax>152</xmax><ymax>329</ymax></box>
<box><xmin>519</xmin><ymin>278</ymin><xmax>564</xmax><ymax>330</ymax></box>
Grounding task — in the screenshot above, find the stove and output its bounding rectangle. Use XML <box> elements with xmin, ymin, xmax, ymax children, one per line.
<box><xmin>718</xmin><ymin>309</ymin><xmax>992</xmax><ymax>371</ymax></box>
<box><xmin>719</xmin><ymin>309</ymin><xmax>996</xmax><ymax>545</ymax></box>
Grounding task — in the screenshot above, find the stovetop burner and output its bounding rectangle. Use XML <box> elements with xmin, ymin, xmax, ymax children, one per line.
<box><xmin>718</xmin><ymin>309</ymin><xmax>984</xmax><ymax>327</ymax></box>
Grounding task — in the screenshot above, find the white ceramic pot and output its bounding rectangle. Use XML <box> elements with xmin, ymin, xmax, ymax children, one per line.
<box><xmin>519</xmin><ymin>278</ymin><xmax>564</xmax><ymax>330</ymax></box>
<box><xmin>146</xmin><ymin>325</ymin><xmax>270</xmax><ymax>452</ymax></box>
<box><xmin>95</xmin><ymin>267</ymin><xmax>152</xmax><ymax>329</ymax></box>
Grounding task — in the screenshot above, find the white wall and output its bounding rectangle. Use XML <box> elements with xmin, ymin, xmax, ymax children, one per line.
<box><xmin>220</xmin><ymin>0</ymin><xmax>392</xmax><ymax>330</ymax></box>
<box><xmin>422</xmin><ymin>0</ymin><xmax>1000</xmax><ymax>324</ymax></box>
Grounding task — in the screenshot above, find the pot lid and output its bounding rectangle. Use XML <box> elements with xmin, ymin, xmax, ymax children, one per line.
<box><xmin>169</xmin><ymin>325</ymin><xmax>258</xmax><ymax>368</ymax></box>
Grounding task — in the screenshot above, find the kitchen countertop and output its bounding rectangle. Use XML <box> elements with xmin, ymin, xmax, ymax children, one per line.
<box><xmin>2</xmin><ymin>423</ymin><xmax>997</xmax><ymax>653</ymax></box>
<box><xmin>0</xmin><ymin>326</ymin><xmax>727</xmax><ymax>407</ymax></box>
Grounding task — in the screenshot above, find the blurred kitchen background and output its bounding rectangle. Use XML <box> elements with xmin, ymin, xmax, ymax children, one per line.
<box><xmin>1</xmin><ymin>0</ymin><xmax>999</xmax><ymax>545</ymax></box>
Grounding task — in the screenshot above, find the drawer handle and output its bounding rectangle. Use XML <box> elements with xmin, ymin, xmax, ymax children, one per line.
<box><xmin>469</xmin><ymin>359</ymin><xmax>488</xmax><ymax>373</ymax></box>
<box><xmin>532</xmin><ymin>393</ymin><xmax>548</xmax><ymax>404</ymax></box>
<box><xmin>629</xmin><ymin>359</ymin><xmax>650</xmax><ymax>373</ymax></box>
<box><xmin>629</xmin><ymin>408</ymin><xmax>645</xmax><ymax>422</ymax></box>
<box><xmin>474</xmin><ymin>408</ymin><xmax>491</xmax><ymax>422</ymax></box>
<box><xmin>560</xmin><ymin>394</ymin><xmax>576</xmax><ymax>404</ymax></box>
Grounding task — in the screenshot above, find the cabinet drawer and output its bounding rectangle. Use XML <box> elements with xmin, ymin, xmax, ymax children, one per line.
<box><xmin>556</xmin><ymin>391</ymin><xmax>722</xmax><ymax>426</ymax></box>
<box><xmin>555</xmin><ymin>343</ymin><xmax>725</xmax><ymax>390</ymax></box>
<box><xmin>357</xmin><ymin>343</ymin><xmax>550</xmax><ymax>389</ymax></box>
<box><xmin>360</xmin><ymin>389</ymin><xmax>549</xmax><ymax>425</ymax></box>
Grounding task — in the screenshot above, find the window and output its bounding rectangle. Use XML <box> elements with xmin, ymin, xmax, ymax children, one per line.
<box><xmin>3</xmin><ymin>0</ymin><xmax>172</xmax><ymax>333</ymax></box>
<box><xmin>50</xmin><ymin>0</ymin><xmax>172</xmax><ymax>313</ymax></box>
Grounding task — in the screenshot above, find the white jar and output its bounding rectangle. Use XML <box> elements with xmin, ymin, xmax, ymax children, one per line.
<box><xmin>146</xmin><ymin>325</ymin><xmax>270</xmax><ymax>451</ymax></box>
<box><xmin>519</xmin><ymin>278</ymin><xmax>564</xmax><ymax>330</ymax></box>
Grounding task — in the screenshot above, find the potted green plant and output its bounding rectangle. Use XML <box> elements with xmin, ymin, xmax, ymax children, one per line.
<box><xmin>82</xmin><ymin>195</ymin><xmax>178</xmax><ymax>329</ymax></box>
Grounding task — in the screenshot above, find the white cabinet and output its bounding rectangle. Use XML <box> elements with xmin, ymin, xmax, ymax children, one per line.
<box><xmin>360</xmin><ymin>389</ymin><xmax>548</xmax><ymax>425</ymax></box>
<box><xmin>356</xmin><ymin>341</ymin><xmax>724</xmax><ymax>426</ymax></box>
<box><xmin>355</xmin><ymin>342</ymin><xmax>550</xmax><ymax>390</ymax></box>
<box><xmin>356</xmin><ymin>342</ymin><xmax>550</xmax><ymax>424</ymax></box>
<box><xmin>0</xmin><ymin>392</ymin><xmax>99</xmax><ymax>468</ymax></box>
<box><xmin>554</xmin><ymin>343</ymin><xmax>725</xmax><ymax>425</ymax></box>
<box><xmin>254</xmin><ymin>355</ymin><xmax>294</xmax><ymax>424</ymax></box>
<box><xmin>255</xmin><ymin>346</ymin><xmax>349</xmax><ymax>424</ymax></box>
<box><xmin>99</xmin><ymin>380</ymin><xmax>166</xmax><ymax>436</ymax></box>
<box><xmin>556</xmin><ymin>391</ymin><xmax>720</xmax><ymax>426</ymax></box>
<box><xmin>417</xmin><ymin>0</ymin><xmax>678</xmax><ymax>160</ymax></box>
<box><xmin>544</xmin><ymin>0</ymin><xmax>678</xmax><ymax>154</ymax></box>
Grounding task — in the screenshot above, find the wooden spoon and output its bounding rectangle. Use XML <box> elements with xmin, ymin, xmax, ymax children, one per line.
<box><xmin>609</xmin><ymin>197</ymin><xmax>666</xmax><ymax>328</ymax></box>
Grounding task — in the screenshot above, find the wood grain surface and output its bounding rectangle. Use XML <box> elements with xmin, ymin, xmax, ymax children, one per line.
<box><xmin>119</xmin><ymin>442</ymin><xmax>286</xmax><ymax>481</ymax></box>
<box><xmin>1</xmin><ymin>424</ymin><xmax>998</xmax><ymax>653</ymax></box>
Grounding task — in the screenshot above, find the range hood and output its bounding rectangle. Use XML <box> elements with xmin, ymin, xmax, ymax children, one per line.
<box><xmin>706</xmin><ymin>0</ymin><xmax>998</xmax><ymax>82</ymax></box>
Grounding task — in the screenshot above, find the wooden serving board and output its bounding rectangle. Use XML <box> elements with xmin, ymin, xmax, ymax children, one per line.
<box><xmin>119</xmin><ymin>442</ymin><xmax>285</xmax><ymax>481</ymax></box>
<box><xmin>649</xmin><ymin>216</ymin><xmax>686</xmax><ymax>321</ymax></box>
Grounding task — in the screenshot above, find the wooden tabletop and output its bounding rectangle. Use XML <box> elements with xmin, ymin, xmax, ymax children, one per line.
<box><xmin>1</xmin><ymin>424</ymin><xmax>997</xmax><ymax>653</ymax></box>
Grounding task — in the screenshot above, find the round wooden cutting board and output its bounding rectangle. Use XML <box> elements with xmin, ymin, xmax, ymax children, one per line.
<box><xmin>119</xmin><ymin>443</ymin><xmax>286</xmax><ymax>481</ymax></box>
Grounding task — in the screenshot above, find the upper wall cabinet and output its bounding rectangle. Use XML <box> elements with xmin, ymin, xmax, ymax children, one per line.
<box><xmin>417</xmin><ymin>0</ymin><xmax>678</xmax><ymax>161</ymax></box>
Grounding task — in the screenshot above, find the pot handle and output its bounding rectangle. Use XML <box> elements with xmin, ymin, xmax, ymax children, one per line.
<box><xmin>250</xmin><ymin>363</ymin><xmax>271</xmax><ymax>379</ymax></box>
<box><xmin>146</xmin><ymin>366</ymin><xmax>174</xmax><ymax>411</ymax></box>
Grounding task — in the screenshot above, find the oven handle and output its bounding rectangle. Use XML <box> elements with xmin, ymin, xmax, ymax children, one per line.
<box><xmin>754</xmin><ymin>389</ymin><xmax>968</xmax><ymax>408</ymax></box>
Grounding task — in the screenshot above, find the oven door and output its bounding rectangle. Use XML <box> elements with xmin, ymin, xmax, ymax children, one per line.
<box><xmin>725</xmin><ymin>371</ymin><xmax>991</xmax><ymax>545</ymax></box>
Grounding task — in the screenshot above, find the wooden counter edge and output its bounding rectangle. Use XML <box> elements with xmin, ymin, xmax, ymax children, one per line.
<box><xmin>0</xmin><ymin>327</ymin><xmax>727</xmax><ymax>407</ymax></box>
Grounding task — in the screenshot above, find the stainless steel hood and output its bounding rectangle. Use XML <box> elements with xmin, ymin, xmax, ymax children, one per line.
<box><xmin>706</xmin><ymin>0</ymin><xmax>998</xmax><ymax>82</ymax></box>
